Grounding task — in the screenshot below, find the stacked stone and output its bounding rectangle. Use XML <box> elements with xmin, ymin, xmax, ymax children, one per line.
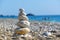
<box><xmin>15</xmin><ymin>8</ymin><xmax>30</xmax><ymax>35</ymax></box>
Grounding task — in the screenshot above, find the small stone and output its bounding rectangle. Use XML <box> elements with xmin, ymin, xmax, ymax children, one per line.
<box><xmin>7</xmin><ymin>36</ymin><xmax>12</xmax><ymax>40</ymax></box>
<box><xmin>24</xmin><ymin>34</ymin><xmax>32</xmax><ymax>40</ymax></box>
<box><xmin>0</xmin><ymin>36</ymin><xmax>3</xmax><ymax>40</ymax></box>
<box><xmin>19</xmin><ymin>34</ymin><xmax>32</xmax><ymax>40</ymax></box>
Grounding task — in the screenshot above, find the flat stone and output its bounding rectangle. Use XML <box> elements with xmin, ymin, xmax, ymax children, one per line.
<box><xmin>15</xmin><ymin>28</ymin><xmax>30</xmax><ymax>35</ymax></box>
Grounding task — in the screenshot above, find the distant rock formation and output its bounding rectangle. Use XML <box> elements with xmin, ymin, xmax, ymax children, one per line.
<box><xmin>0</xmin><ymin>15</ymin><xmax>3</xmax><ymax>17</ymax></box>
<box><xmin>26</xmin><ymin>13</ymin><xmax>35</xmax><ymax>16</ymax></box>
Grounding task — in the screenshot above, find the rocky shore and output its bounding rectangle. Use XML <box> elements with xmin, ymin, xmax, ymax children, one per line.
<box><xmin>0</xmin><ymin>19</ymin><xmax>60</xmax><ymax>40</ymax></box>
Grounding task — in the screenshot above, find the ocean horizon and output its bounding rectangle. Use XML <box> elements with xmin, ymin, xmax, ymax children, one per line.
<box><xmin>0</xmin><ymin>15</ymin><xmax>60</xmax><ymax>22</ymax></box>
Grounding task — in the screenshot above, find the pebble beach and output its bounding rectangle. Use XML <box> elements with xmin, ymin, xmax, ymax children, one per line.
<box><xmin>0</xmin><ymin>18</ymin><xmax>60</xmax><ymax>40</ymax></box>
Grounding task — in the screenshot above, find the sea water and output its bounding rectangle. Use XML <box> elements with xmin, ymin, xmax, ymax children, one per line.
<box><xmin>28</xmin><ymin>15</ymin><xmax>60</xmax><ymax>22</ymax></box>
<box><xmin>0</xmin><ymin>15</ymin><xmax>60</xmax><ymax>22</ymax></box>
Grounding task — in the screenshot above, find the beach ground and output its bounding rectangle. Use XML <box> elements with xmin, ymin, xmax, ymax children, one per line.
<box><xmin>0</xmin><ymin>19</ymin><xmax>60</xmax><ymax>40</ymax></box>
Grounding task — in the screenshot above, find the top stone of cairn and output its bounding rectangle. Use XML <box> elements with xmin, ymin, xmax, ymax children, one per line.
<box><xmin>19</xmin><ymin>8</ymin><xmax>26</xmax><ymax>16</ymax></box>
<box><xmin>18</xmin><ymin>8</ymin><xmax>28</xmax><ymax>21</ymax></box>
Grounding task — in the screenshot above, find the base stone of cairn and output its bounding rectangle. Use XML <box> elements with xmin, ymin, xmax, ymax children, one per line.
<box><xmin>15</xmin><ymin>28</ymin><xmax>30</xmax><ymax>35</ymax></box>
<box><xmin>13</xmin><ymin>8</ymin><xmax>32</xmax><ymax>40</ymax></box>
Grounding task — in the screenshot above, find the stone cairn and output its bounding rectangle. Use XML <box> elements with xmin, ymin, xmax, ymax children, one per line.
<box><xmin>12</xmin><ymin>8</ymin><xmax>32</xmax><ymax>40</ymax></box>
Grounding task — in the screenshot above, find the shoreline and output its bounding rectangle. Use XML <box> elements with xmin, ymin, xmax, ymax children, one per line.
<box><xmin>0</xmin><ymin>18</ymin><xmax>60</xmax><ymax>23</ymax></box>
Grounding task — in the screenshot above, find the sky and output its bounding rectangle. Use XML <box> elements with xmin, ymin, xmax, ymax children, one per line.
<box><xmin>0</xmin><ymin>0</ymin><xmax>60</xmax><ymax>15</ymax></box>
